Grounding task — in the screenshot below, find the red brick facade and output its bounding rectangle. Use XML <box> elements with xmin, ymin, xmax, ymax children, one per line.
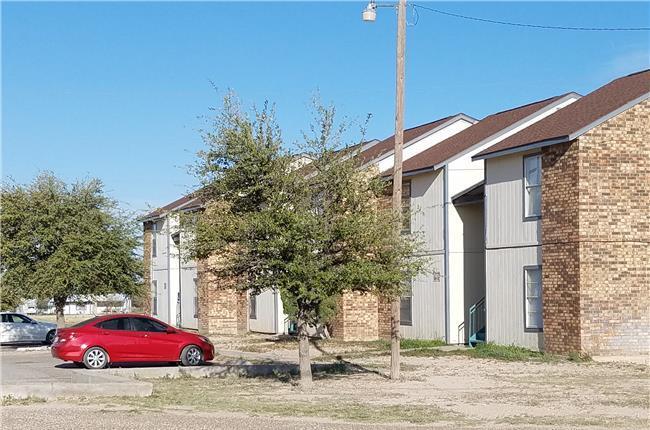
<box><xmin>542</xmin><ymin>99</ymin><xmax>650</xmax><ymax>356</ymax></box>
<box><xmin>140</xmin><ymin>224</ymin><xmax>153</xmax><ymax>315</ymax></box>
<box><xmin>196</xmin><ymin>256</ymin><xmax>248</xmax><ymax>336</ymax></box>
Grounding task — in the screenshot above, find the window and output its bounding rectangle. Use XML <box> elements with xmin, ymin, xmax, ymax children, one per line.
<box><xmin>151</xmin><ymin>222</ymin><xmax>158</xmax><ymax>258</ymax></box>
<box><xmin>401</xmin><ymin>180</ymin><xmax>411</xmax><ymax>234</ymax></box>
<box><xmin>97</xmin><ymin>318</ymin><xmax>130</xmax><ymax>331</ymax></box>
<box><xmin>524</xmin><ymin>267</ymin><xmax>543</xmax><ymax>330</ymax></box>
<box><xmin>249</xmin><ymin>293</ymin><xmax>257</xmax><ymax>320</ymax></box>
<box><xmin>6</xmin><ymin>314</ymin><xmax>32</xmax><ymax>324</ymax></box>
<box><xmin>152</xmin><ymin>280</ymin><xmax>158</xmax><ymax>315</ymax></box>
<box><xmin>131</xmin><ymin>317</ymin><xmax>167</xmax><ymax>332</ymax></box>
<box><xmin>193</xmin><ymin>278</ymin><xmax>199</xmax><ymax>319</ymax></box>
<box><xmin>400</xmin><ymin>279</ymin><xmax>413</xmax><ymax>326</ymax></box>
<box><xmin>524</xmin><ymin>155</ymin><xmax>542</xmax><ymax>218</ymax></box>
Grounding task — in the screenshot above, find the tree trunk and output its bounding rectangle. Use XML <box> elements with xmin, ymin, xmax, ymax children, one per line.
<box><xmin>297</xmin><ymin>317</ymin><xmax>313</xmax><ymax>389</ymax></box>
<box><xmin>54</xmin><ymin>296</ymin><xmax>66</xmax><ymax>328</ymax></box>
<box><xmin>390</xmin><ymin>297</ymin><xmax>401</xmax><ymax>380</ymax></box>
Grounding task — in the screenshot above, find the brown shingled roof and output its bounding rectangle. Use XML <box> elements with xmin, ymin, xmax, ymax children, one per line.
<box><xmin>140</xmin><ymin>193</ymin><xmax>202</xmax><ymax>221</ymax></box>
<box><xmin>358</xmin><ymin>115</ymin><xmax>463</xmax><ymax>166</ymax></box>
<box><xmin>399</xmin><ymin>94</ymin><xmax>575</xmax><ymax>174</ymax></box>
<box><xmin>475</xmin><ymin>69</ymin><xmax>650</xmax><ymax>159</ymax></box>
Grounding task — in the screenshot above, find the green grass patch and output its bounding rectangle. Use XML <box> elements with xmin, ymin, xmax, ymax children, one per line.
<box><xmin>403</xmin><ymin>342</ymin><xmax>593</xmax><ymax>363</ymax></box>
<box><xmin>2</xmin><ymin>395</ymin><xmax>47</xmax><ymax>406</ymax></box>
<box><xmin>400</xmin><ymin>338</ymin><xmax>446</xmax><ymax>349</ymax></box>
<box><xmin>103</xmin><ymin>377</ymin><xmax>459</xmax><ymax>424</ymax></box>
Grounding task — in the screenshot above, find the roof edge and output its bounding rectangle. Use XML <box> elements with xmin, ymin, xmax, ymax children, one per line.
<box><xmin>432</xmin><ymin>92</ymin><xmax>581</xmax><ymax>170</ymax></box>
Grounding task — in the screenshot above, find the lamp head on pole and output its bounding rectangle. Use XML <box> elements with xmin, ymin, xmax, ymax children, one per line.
<box><xmin>362</xmin><ymin>1</ymin><xmax>377</xmax><ymax>22</ymax></box>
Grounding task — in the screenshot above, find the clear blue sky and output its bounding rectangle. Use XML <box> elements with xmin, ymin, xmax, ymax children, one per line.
<box><xmin>3</xmin><ymin>1</ymin><xmax>649</xmax><ymax>214</ymax></box>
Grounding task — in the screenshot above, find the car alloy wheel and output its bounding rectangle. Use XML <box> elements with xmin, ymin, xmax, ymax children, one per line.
<box><xmin>45</xmin><ymin>330</ymin><xmax>56</xmax><ymax>345</ymax></box>
<box><xmin>182</xmin><ymin>345</ymin><xmax>203</xmax><ymax>366</ymax></box>
<box><xmin>84</xmin><ymin>347</ymin><xmax>108</xmax><ymax>369</ymax></box>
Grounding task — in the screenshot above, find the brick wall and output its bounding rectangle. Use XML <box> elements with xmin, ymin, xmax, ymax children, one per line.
<box><xmin>541</xmin><ymin>142</ymin><xmax>582</xmax><ymax>354</ymax></box>
<box><xmin>576</xmin><ymin>99</ymin><xmax>649</xmax><ymax>356</ymax></box>
<box><xmin>542</xmin><ymin>99</ymin><xmax>650</xmax><ymax>356</ymax></box>
<box><xmin>141</xmin><ymin>224</ymin><xmax>153</xmax><ymax>315</ymax></box>
<box><xmin>330</xmin><ymin>291</ymin><xmax>380</xmax><ymax>341</ymax></box>
<box><xmin>197</xmin><ymin>255</ymin><xmax>248</xmax><ymax>336</ymax></box>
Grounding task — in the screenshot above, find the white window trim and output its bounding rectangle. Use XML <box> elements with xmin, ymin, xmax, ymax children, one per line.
<box><xmin>523</xmin><ymin>154</ymin><xmax>542</xmax><ymax>220</ymax></box>
<box><xmin>400</xmin><ymin>278</ymin><xmax>413</xmax><ymax>326</ymax></box>
<box><xmin>524</xmin><ymin>266</ymin><xmax>543</xmax><ymax>331</ymax></box>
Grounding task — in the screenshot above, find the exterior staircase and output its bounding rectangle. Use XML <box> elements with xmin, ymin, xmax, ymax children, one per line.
<box><xmin>468</xmin><ymin>297</ymin><xmax>486</xmax><ymax>347</ymax></box>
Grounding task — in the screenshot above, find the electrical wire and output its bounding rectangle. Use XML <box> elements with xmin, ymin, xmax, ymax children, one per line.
<box><xmin>412</xmin><ymin>3</ymin><xmax>650</xmax><ymax>31</ymax></box>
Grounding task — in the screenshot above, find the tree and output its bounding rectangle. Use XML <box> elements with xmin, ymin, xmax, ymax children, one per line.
<box><xmin>189</xmin><ymin>95</ymin><xmax>422</xmax><ymax>387</ymax></box>
<box><xmin>0</xmin><ymin>173</ymin><xmax>143</xmax><ymax>326</ymax></box>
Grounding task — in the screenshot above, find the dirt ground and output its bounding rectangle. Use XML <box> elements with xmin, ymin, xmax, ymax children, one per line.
<box><xmin>4</xmin><ymin>345</ymin><xmax>647</xmax><ymax>429</ymax></box>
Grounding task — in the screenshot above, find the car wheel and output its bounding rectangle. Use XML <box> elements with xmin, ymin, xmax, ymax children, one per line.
<box><xmin>180</xmin><ymin>345</ymin><xmax>203</xmax><ymax>366</ymax></box>
<box><xmin>83</xmin><ymin>347</ymin><xmax>109</xmax><ymax>369</ymax></box>
<box><xmin>44</xmin><ymin>330</ymin><xmax>56</xmax><ymax>345</ymax></box>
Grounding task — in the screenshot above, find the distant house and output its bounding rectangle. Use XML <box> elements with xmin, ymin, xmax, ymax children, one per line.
<box><xmin>473</xmin><ymin>70</ymin><xmax>649</xmax><ymax>356</ymax></box>
<box><xmin>17</xmin><ymin>294</ymin><xmax>131</xmax><ymax>315</ymax></box>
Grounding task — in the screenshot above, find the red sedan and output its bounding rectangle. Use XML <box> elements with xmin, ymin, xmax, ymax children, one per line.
<box><xmin>51</xmin><ymin>314</ymin><xmax>214</xmax><ymax>369</ymax></box>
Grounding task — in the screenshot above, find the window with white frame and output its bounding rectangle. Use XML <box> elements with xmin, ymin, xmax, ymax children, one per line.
<box><xmin>249</xmin><ymin>292</ymin><xmax>257</xmax><ymax>320</ymax></box>
<box><xmin>151</xmin><ymin>222</ymin><xmax>158</xmax><ymax>258</ymax></box>
<box><xmin>524</xmin><ymin>267</ymin><xmax>543</xmax><ymax>330</ymax></box>
<box><xmin>524</xmin><ymin>154</ymin><xmax>542</xmax><ymax>218</ymax></box>
<box><xmin>152</xmin><ymin>280</ymin><xmax>158</xmax><ymax>315</ymax></box>
<box><xmin>193</xmin><ymin>278</ymin><xmax>199</xmax><ymax>319</ymax></box>
<box><xmin>400</xmin><ymin>278</ymin><xmax>413</xmax><ymax>326</ymax></box>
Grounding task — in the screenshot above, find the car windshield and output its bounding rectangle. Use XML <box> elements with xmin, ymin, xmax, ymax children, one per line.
<box><xmin>70</xmin><ymin>316</ymin><xmax>102</xmax><ymax>328</ymax></box>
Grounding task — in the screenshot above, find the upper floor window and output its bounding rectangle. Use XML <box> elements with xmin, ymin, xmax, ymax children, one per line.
<box><xmin>524</xmin><ymin>155</ymin><xmax>541</xmax><ymax>218</ymax></box>
<box><xmin>401</xmin><ymin>180</ymin><xmax>411</xmax><ymax>234</ymax></box>
<box><xmin>151</xmin><ymin>222</ymin><xmax>158</xmax><ymax>258</ymax></box>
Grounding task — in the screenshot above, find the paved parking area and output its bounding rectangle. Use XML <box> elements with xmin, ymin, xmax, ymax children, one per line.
<box><xmin>1</xmin><ymin>346</ymin><xmax>152</xmax><ymax>399</ymax></box>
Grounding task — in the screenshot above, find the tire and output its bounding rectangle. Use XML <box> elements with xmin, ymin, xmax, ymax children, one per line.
<box><xmin>83</xmin><ymin>347</ymin><xmax>109</xmax><ymax>369</ymax></box>
<box><xmin>44</xmin><ymin>330</ymin><xmax>56</xmax><ymax>345</ymax></box>
<box><xmin>180</xmin><ymin>345</ymin><xmax>203</xmax><ymax>366</ymax></box>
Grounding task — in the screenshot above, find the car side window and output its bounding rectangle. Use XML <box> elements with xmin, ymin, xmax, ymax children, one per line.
<box><xmin>11</xmin><ymin>314</ymin><xmax>32</xmax><ymax>324</ymax></box>
<box><xmin>1</xmin><ymin>314</ymin><xmax>8</xmax><ymax>323</ymax></box>
<box><xmin>131</xmin><ymin>317</ymin><xmax>167</xmax><ymax>333</ymax></box>
<box><xmin>97</xmin><ymin>318</ymin><xmax>130</xmax><ymax>331</ymax></box>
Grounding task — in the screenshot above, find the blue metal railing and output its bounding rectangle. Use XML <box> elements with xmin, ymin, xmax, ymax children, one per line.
<box><xmin>468</xmin><ymin>297</ymin><xmax>486</xmax><ymax>347</ymax></box>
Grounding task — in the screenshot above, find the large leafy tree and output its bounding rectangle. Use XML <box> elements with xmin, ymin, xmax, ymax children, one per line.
<box><xmin>0</xmin><ymin>173</ymin><xmax>143</xmax><ymax>325</ymax></box>
<box><xmin>189</xmin><ymin>95</ymin><xmax>422</xmax><ymax>387</ymax></box>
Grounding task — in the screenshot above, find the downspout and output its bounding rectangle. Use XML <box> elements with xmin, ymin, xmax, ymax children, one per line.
<box><xmin>166</xmin><ymin>217</ymin><xmax>172</xmax><ymax>326</ymax></box>
<box><xmin>443</xmin><ymin>164</ymin><xmax>450</xmax><ymax>343</ymax></box>
<box><xmin>178</xmin><ymin>233</ymin><xmax>182</xmax><ymax>328</ymax></box>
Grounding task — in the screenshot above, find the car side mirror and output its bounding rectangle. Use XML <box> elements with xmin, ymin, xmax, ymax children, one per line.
<box><xmin>166</xmin><ymin>327</ymin><xmax>176</xmax><ymax>334</ymax></box>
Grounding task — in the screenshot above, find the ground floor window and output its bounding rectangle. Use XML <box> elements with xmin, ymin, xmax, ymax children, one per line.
<box><xmin>193</xmin><ymin>278</ymin><xmax>199</xmax><ymax>319</ymax></box>
<box><xmin>249</xmin><ymin>292</ymin><xmax>257</xmax><ymax>320</ymax></box>
<box><xmin>400</xmin><ymin>279</ymin><xmax>413</xmax><ymax>326</ymax></box>
<box><xmin>152</xmin><ymin>280</ymin><xmax>158</xmax><ymax>315</ymax></box>
<box><xmin>524</xmin><ymin>266</ymin><xmax>543</xmax><ymax>330</ymax></box>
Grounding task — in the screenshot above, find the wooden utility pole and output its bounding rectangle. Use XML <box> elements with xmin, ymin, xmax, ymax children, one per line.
<box><xmin>390</xmin><ymin>0</ymin><xmax>407</xmax><ymax>381</ymax></box>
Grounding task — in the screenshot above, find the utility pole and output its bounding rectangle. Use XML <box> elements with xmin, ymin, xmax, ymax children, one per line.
<box><xmin>362</xmin><ymin>0</ymin><xmax>407</xmax><ymax>381</ymax></box>
<box><xmin>390</xmin><ymin>0</ymin><xmax>406</xmax><ymax>381</ymax></box>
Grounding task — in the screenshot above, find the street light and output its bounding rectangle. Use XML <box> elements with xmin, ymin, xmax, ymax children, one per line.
<box><xmin>362</xmin><ymin>0</ymin><xmax>407</xmax><ymax>381</ymax></box>
<box><xmin>362</xmin><ymin>1</ymin><xmax>377</xmax><ymax>22</ymax></box>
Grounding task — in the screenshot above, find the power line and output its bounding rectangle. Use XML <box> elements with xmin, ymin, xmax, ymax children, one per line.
<box><xmin>412</xmin><ymin>4</ymin><xmax>650</xmax><ymax>31</ymax></box>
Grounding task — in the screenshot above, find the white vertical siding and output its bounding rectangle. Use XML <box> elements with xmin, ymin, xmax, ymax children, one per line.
<box><xmin>485</xmin><ymin>246</ymin><xmax>543</xmax><ymax>350</ymax></box>
<box><xmin>401</xmin><ymin>255</ymin><xmax>446</xmax><ymax>339</ymax></box>
<box><xmin>248</xmin><ymin>289</ymin><xmax>277</xmax><ymax>333</ymax></box>
<box><xmin>485</xmin><ymin>152</ymin><xmax>541</xmax><ymax>248</ymax></box>
<box><xmin>180</xmin><ymin>266</ymin><xmax>198</xmax><ymax>330</ymax></box>
<box><xmin>410</xmin><ymin>170</ymin><xmax>444</xmax><ymax>253</ymax></box>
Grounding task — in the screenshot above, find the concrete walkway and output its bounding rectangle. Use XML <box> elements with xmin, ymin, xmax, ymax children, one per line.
<box><xmin>1</xmin><ymin>348</ymin><xmax>152</xmax><ymax>399</ymax></box>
